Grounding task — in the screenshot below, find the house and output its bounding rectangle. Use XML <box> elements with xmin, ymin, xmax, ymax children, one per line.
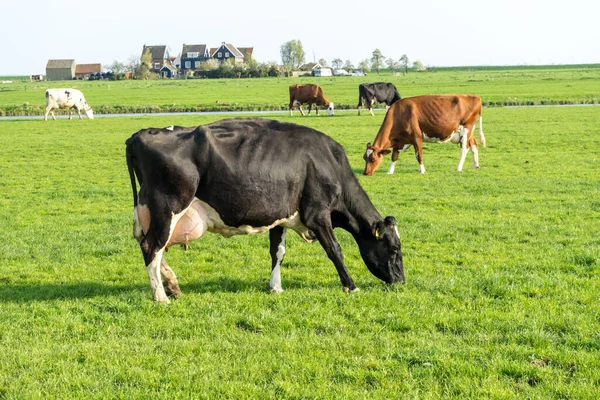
<box><xmin>180</xmin><ymin>44</ymin><xmax>209</xmax><ymax>74</ymax></box>
<box><xmin>141</xmin><ymin>45</ymin><xmax>171</xmax><ymax>73</ymax></box>
<box><xmin>75</xmin><ymin>63</ymin><xmax>102</xmax><ymax>80</ymax></box>
<box><xmin>211</xmin><ymin>42</ymin><xmax>245</xmax><ymax>63</ymax></box>
<box><xmin>46</xmin><ymin>59</ymin><xmax>76</xmax><ymax>81</ymax></box>
<box><xmin>160</xmin><ymin>64</ymin><xmax>177</xmax><ymax>79</ymax></box>
<box><xmin>299</xmin><ymin>62</ymin><xmax>322</xmax><ymax>72</ymax></box>
<box><xmin>313</xmin><ymin>67</ymin><xmax>333</xmax><ymax>77</ymax></box>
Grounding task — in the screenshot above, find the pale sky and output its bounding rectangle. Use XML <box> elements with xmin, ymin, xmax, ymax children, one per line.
<box><xmin>1</xmin><ymin>0</ymin><xmax>598</xmax><ymax>76</ymax></box>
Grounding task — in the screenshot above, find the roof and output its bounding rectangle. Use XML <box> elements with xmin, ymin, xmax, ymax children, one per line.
<box><xmin>160</xmin><ymin>64</ymin><xmax>177</xmax><ymax>72</ymax></box>
<box><xmin>46</xmin><ymin>59</ymin><xmax>76</xmax><ymax>69</ymax></box>
<box><xmin>75</xmin><ymin>63</ymin><xmax>102</xmax><ymax>74</ymax></box>
<box><xmin>299</xmin><ymin>62</ymin><xmax>321</xmax><ymax>71</ymax></box>
<box><xmin>142</xmin><ymin>45</ymin><xmax>169</xmax><ymax>60</ymax></box>
<box><xmin>182</xmin><ymin>44</ymin><xmax>207</xmax><ymax>55</ymax></box>
<box><xmin>237</xmin><ymin>47</ymin><xmax>254</xmax><ymax>59</ymax></box>
<box><xmin>222</xmin><ymin>43</ymin><xmax>244</xmax><ymax>58</ymax></box>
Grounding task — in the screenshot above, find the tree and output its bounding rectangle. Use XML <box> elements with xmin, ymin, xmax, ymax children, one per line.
<box><xmin>280</xmin><ymin>40</ymin><xmax>305</xmax><ymax>69</ymax></box>
<box><xmin>318</xmin><ymin>58</ymin><xmax>328</xmax><ymax>67</ymax></box>
<box><xmin>358</xmin><ymin>59</ymin><xmax>371</xmax><ymax>74</ymax></box>
<box><xmin>138</xmin><ymin>48</ymin><xmax>153</xmax><ymax>80</ymax></box>
<box><xmin>386</xmin><ymin>58</ymin><xmax>399</xmax><ymax>74</ymax></box>
<box><xmin>343</xmin><ymin>60</ymin><xmax>355</xmax><ymax>72</ymax></box>
<box><xmin>371</xmin><ymin>49</ymin><xmax>385</xmax><ymax>74</ymax></box>
<box><xmin>399</xmin><ymin>54</ymin><xmax>409</xmax><ymax>75</ymax></box>
<box><xmin>332</xmin><ymin>58</ymin><xmax>343</xmax><ymax>69</ymax></box>
<box><xmin>412</xmin><ymin>60</ymin><xmax>426</xmax><ymax>72</ymax></box>
<box><xmin>108</xmin><ymin>60</ymin><xmax>125</xmax><ymax>76</ymax></box>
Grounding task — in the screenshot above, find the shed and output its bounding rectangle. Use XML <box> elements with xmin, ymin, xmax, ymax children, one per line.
<box><xmin>313</xmin><ymin>67</ymin><xmax>332</xmax><ymax>77</ymax></box>
<box><xmin>75</xmin><ymin>63</ymin><xmax>102</xmax><ymax>80</ymax></box>
<box><xmin>46</xmin><ymin>59</ymin><xmax>76</xmax><ymax>81</ymax></box>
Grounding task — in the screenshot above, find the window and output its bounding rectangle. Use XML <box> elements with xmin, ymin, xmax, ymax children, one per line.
<box><xmin>225</xmin><ymin>52</ymin><xmax>229</xmax><ymax>58</ymax></box>
<box><xmin>185</xmin><ymin>61</ymin><xmax>191</xmax><ymax>69</ymax></box>
<box><xmin>187</xmin><ymin>52</ymin><xmax>199</xmax><ymax>58</ymax></box>
<box><xmin>194</xmin><ymin>61</ymin><xmax>201</xmax><ymax>69</ymax></box>
<box><xmin>154</xmin><ymin>63</ymin><xmax>160</xmax><ymax>70</ymax></box>
<box><xmin>218</xmin><ymin>52</ymin><xmax>222</xmax><ymax>58</ymax></box>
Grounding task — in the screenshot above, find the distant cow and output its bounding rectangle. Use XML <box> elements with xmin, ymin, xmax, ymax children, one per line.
<box><xmin>289</xmin><ymin>84</ymin><xmax>334</xmax><ymax>116</ymax></box>
<box><xmin>44</xmin><ymin>88</ymin><xmax>94</xmax><ymax>121</ymax></box>
<box><xmin>358</xmin><ymin>82</ymin><xmax>401</xmax><ymax>116</ymax></box>
<box><xmin>363</xmin><ymin>95</ymin><xmax>486</xmax><ymax>175</ymax></box>
<box><xmin>126</xmin><ymin>118</ymin><xmax>404</xmax><ymax>303</ymax></box>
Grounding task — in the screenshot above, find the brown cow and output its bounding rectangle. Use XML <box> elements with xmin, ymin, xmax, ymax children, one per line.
<box><xmin>363</xmin><ymin>95</ymin><xmax>486</xmax><ymax>175</ymax></box>
<box><xmin>289</xmin><ymin>84</ymin><xmax>334</xmax><ymax>116</ymax></box>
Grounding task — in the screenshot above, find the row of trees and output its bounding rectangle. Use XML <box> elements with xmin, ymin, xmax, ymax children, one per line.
<box><xmin>280</xmin><ymin>40</ymin><xmax>426</xmax><ymax>74</ymax></box>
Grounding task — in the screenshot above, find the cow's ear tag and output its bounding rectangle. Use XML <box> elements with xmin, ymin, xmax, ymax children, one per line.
<box><xmin>375</xmin><ymin>229</ymin><xmax>380</xmax><ymax>239</ymax></box>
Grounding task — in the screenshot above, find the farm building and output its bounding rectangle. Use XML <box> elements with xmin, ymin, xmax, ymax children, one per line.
<box><xmin>46</xmin><ymin>59</ymin><xmax>76</xmax><ymax>81</ymax></box>
<box><xmin>313</xmin><ymin>67</ymin><xmax>333</xmax><ymax>77</ymax></box>
<box><xmin>141</xmin><ymin>45</ymin><xmax>171</xmax><ymax>73</ymax></box>
<box><xmin>180</xmin><ymin>44</ymin><xmax>210</xmax><ymax>75</ymax></box>
<box><xmin>75</xmin><ymin>63</ymin><xmax>102</xmax><ymax>80</ymax></box>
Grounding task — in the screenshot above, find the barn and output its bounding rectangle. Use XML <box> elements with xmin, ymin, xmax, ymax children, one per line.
<box><xmin>46</xmin><ymin>59</ymin><xmax>76</xmax><ymax>81</ymax></box>
<box><xmin>75</xmin><ymin>63</ymin><xmax>102</xmax><ymax>80</ymax></box>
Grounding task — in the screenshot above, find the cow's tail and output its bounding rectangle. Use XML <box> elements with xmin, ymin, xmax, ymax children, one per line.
<box><xmin>125</xmin><ymin>137</ymin><xmax>138</xmax><ymax>207</ymax></box>
<box><xmin>478</xmin><ymin>104</ymin><xmax>486</xmax><ymax>147</ymax></box>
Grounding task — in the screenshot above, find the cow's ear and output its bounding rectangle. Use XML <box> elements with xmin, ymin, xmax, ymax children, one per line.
<box><xmin>366</xmin><ymin>142</ymin><xmax>372</xmax><ymax>150</ymax></box>
<box><xmin>371</xmin><ymin>221</ymin><xmax>384</xmax><ymax>240</ymax></box>
<box><xmin>380</xmin><ymin>149</ymin><xmax>392</xmax><ymax>155</ymax></box>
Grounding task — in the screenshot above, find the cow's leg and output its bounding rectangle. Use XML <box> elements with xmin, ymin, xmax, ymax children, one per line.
<box><xmin>413</xmin><ymin>134</ymin><xmax>426</xmax><ymax>174</ymax></box>
<box><xmin>76</xmin><ymin>107</ymin><xmax>83</xmax><ymax>120</ymax></box>
<box><xmin>160</xmin><ymin>258</ymin><xmax>182</xmax><ymax>299</ymax></box>
<box><xmin>298</xmin><ymin>104</ymin><xmax>306</xmax><ymax>116</ymax></box>
<box><xmin>307</xmin><ymin>103</ymin><xmax>313</xmax><ymax>116</ymax></box>
<box><xmin>303</xmin><ymin>211</ymin><xmax>357</xmax><ymax>292</ymax></box>
<box><xmin>267</xmin><ymin>226</ymin><xmax>287</xmax><ymax>293</ymax></box>
<box><xmin>68</xmin><ymin>108</ymin><xmax>73</xmax><ymax>120</ymax></box>
<box><xmin>43</xmin><ymin>106</ymin><xmax>52</xmax><ymax>121</ymax></box>
<box><xmin>479</xmin><ymin>114</ymin><xmax>486</xmax><ymax>147</ymax></box>
<box><xmin>369</xmin><ymin>99</ymin><xmax>376</xmax><ymax>116</ymax></box>
<box><xmin>456</xmin><ymin>126</ymin><xmax>471</xmax><ymax>172</ymax></box>
<box><xmin>139</xmin><ymin>204</ymin><xmax>191</xmax><ymax>303</ymax></box>
<box><xmin>357</xmin><ymin>97</ymin><xmax>364</xmax><ymax>115</ymax></box>
<box><xmin>469</xmin><ymin>135</ymin><xmax>480</xmax><ymax>169</ymax></box>
<box><xmin>386</xmin><ymin>144</ymin><xmax>412</xmax><ymax>174</ymax></box>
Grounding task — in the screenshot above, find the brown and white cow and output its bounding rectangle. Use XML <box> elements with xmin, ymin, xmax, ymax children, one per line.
<box><xmin>363</xmin><ymin>95</ymin><xmax>486</xmax><ymax>175</ymax></box>
<box><xmin>44</xmin><ymin>88</ymin><xmax>94</xmax><ymax>121</ymax></box>
<box><xmin>289</xmin><ymin>84</ymin><xmax>334</xmax><ymax>116</ymax></box>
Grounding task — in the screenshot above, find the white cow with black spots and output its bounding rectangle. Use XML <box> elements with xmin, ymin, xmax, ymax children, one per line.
<box><xmin>44</xmin><ymin>88</ymin><xmax>94</xmax><ymax>121</ymax></box>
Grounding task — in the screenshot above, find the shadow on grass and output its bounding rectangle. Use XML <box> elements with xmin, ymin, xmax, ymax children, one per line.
<box><xmin>0</xmin><ymin>276</ymin><xmax>340</xmax><ymax>303</ymax></box>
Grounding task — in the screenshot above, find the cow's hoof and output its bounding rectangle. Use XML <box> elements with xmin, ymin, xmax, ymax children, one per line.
<box><xmin>154</xmin><ymin>295</ymin><xmax>170</xmax><ymax>304</ymax></box>
<box><xmin>163</xmin><ymin>282</ymin><xmax>182</xmax><ymax>299</ymax></box>
<box><xmin>343</xmin><ymin>286</ymin><xmax>360</xmax><ymax>293</ymax></box>
<box><xmin>267</xmin><ymin>284</ymin><xmax>284</xmax><ymax>294</ymax></box>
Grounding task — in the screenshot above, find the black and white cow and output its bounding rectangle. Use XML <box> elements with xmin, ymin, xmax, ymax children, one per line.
<box><xmin>357</xmin><ymin>82</ymin><xmax>402</xmax><ymax>116</ymax></box>
<box><xmin>44</xmin><ymin>88</ymin><xmax>94</xmax><ymax>121</ymax></box>
<box><xmin>126</xmin><ymin>118</ymin><xmax>405</xmax><ymax>303</ymax></box>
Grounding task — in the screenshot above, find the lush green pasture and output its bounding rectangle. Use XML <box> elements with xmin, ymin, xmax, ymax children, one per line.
<box><xmin>1</xmin><ymin>65</ymin><xmax>599</xmax><ymax>116</ymax></box>
<box><xmin>1</xmin><ymin>105</ymin><xmax>599</xmax><ymax>398</ymax></box>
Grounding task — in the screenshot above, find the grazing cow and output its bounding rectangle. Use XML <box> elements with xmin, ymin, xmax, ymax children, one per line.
<box><xmin>44</xmin><ymin>89</ymin><xmax>94</xmax><ymax>121</ymax></box>
<box><xmin>357</xmin><ymin>82</ymin><xmax>402</xmax><ymax>116</ymax></box>
<box><xmin>126</xmin><ymin>118</ymin><xmax>405</xmax><ymax>303</ymax></box>
<box><xmin>289</xmin><ymin>84</ymin><xmax>334</xmax><ymax>116</ymax></box>
<box><xmin>363</xmin><ymin>95</ymin><xmax>486</xmax><ymax>175</ymax></box>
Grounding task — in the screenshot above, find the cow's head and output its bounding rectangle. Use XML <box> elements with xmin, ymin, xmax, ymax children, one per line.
<box><xmin>326</xmin><ymin>102</ymin><xmax>334</xmax><ymax>116</ymax></box>
<box><xmin>363</xmin><ymin>143</ymin><xmax>390</xmax><ymax>175</ymax></box>
<box><xmin>83</xmin><ymin>102</ymin><xmax>94</xmax><ymax>120</ymax></box>
<box><xmin>359</xmin><ymin>216</ymin><xmax>405</xmax><ymax>284</ymax></box>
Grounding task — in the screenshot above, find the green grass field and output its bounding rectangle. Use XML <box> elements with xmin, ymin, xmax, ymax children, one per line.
<box><xmin>1</xmin><ymin>68</ymin><xmax>599</xmax><ymax>398</ymax></box>
<box><xmin>1</xmin><ymin>65</ymin><xmax>600</xmax><ymax>116</ymax></box>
